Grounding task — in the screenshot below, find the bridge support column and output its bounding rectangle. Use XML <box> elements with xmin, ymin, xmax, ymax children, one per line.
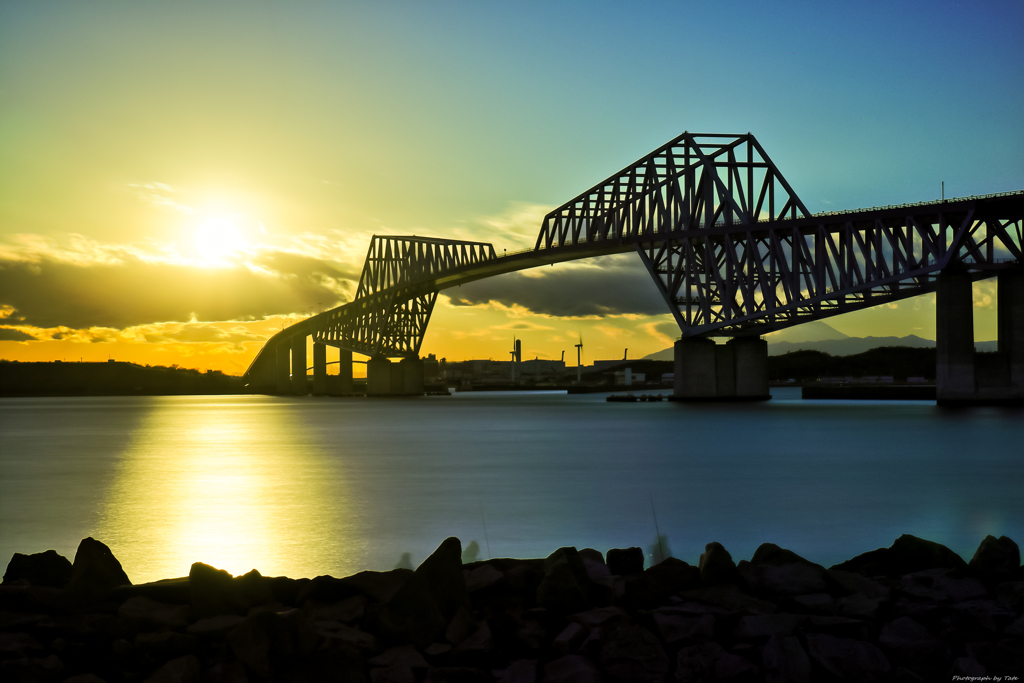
<box><xmin>731</xmin><ymin>337</ymin><xmax>769</xmax><ymax>398</ymax></box>
<box><xmin>291</xmin><ymin>336</ymin><xmax>307</xmax><ymax>395</ymax></box>
<box><xmin>936</xmin><ymin>272</ymin><xmax>976</xmax><ymax>401</ymax></box>
<box><xmin>275</xmin><ymin>346</ymin><xmax>291</xmax><ymax>395</ymax></box>
<box><xmin>673</xmin><ymin>336</ymin><xmax>769</xmax><ymax>401</ymax></box>
<box><xmin>366</xmin><ymin>356</ymin><xmax>392</xmax><ymax>396</ymax></box>
<box><xmin>337</xmin><ymin>349</ymin><xmax>353</xmax><ymax>394</ymax></box>
<box><xmin>312</xmin><ymin>342</ymin><xmax>327</xmax><ymax>396</ymax></box>
<box><xmin>400</xmin><ymin>357</ymin><xmax>425</xmax><ymax>396</ymax></box>
<box><xmin>999</xmin><ymin>270</ymin><xmax>1024</xmax><ymax>393</ymax></box>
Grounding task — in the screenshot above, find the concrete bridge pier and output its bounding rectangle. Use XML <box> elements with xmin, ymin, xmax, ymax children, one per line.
<box><xmin>275</xmin><ymin>346</ymin><xmax>291</xmax><ymax>395</ymax></box>
<box><xmin>366</xmin><ymin>356</ymin><xmax>392</xmax><ymax>396</ymax></box>
<box><xmin>400</xmin><ymin>357</ymin><xmax>425</xmax><ymax>395</ymax></box>
<box><xmin>291</xmin><ymin>336</ymin><xmax>307</xmax><ymax>395</ymax></box>
<box><xmin>312</xmin><ymin>342</ymin><xmax>327</xmax><ymax>396</ymax></box>
<box><xmin>337</xmin><ymin>349</ymin><xmax>354</xmax><ymax>394</ymax></box>
<box><xmin>938</xmin><ymin>269</ymin><xmax>1024</xmax><ymax>404</ymax></box>
<box><xmin>673</xmin><ymin>336</ymin><xmax>768</xmax><ymax>401</ymax></box>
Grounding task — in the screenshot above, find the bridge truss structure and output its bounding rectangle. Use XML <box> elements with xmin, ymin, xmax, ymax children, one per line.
<box><xmin>537</xmin><ymin>132</ymin><xmax>1024</xmax><ymax>336</ymax></box>
<box><xmin>243</xmin><ymin>132</ymin><xmax>1022</xmax><ymax>385</ymax></box>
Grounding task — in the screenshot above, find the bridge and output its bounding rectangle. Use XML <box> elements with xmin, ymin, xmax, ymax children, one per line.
<box><xmin>244</xmin><ymin>132</ymin><xmax>1024</xmax><ymax>404</ymax></box>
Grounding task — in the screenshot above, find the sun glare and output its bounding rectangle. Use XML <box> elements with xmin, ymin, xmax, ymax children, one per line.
<box><xmin>194</xmin><ymin>216</ymin><xmax>244</xmax><ymax>263</ymax></box>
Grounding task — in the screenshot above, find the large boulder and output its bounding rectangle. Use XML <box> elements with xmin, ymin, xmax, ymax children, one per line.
<box><xmin>805</xmin><ymin>633</ymin><xmax>890</xmax><ymax>681</ymax></box>
<box><xmin>606</xmin><ymin>547</ymin><xmax>644</xmax><ymax>576</ymax></box>
<box><xmin>3</xmin><ymin>550</ymin><xmax>73</xmax><ymax>588</ymax></box>
<box><xmin>969</xmin><ymin>535</ymin><xmax>1020</xmax><ymax>583</ymax></box>
<box><xmin>698</xmin><ymin>542</ymin><xmax>738</xmax><ymax>584</ymax></box>
<box><xmin>65</xmin><ymin>538</ymin><xmax>131</xmax><ymax>603</ymax></box>
<box><xmin>832</xmin><ymin>535</ymin><xmax>966</xmax><ymax>578</ymax></box>
<box><xmin>376</xmin><ymin>537</ymin><xmax>470</xmax><ymax>646</ymax></box>
<box><xmin>189</xmin><ymin>564</ymin><xmax>274</xmax><ymax>618</ymax></box>
<box><xmin>599</xmin><ymin>622</ymin><xmax>669</xmax><ymax>683</ymax></box>
<box><xmin>739</xmin><ymin>543</ymin><xmax>831</xmax><ymax>597</ymax></box>
<box><xmin>675</xmin><ymin>641</ymin><xmax>759</xmax><ymax>682</ymax></box>
<box><xmin>536</xmin><ymin>547</ymin><xmax>592</xmax><ymax>614</ymax></box>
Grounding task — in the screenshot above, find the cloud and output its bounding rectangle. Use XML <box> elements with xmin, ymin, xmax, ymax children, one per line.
<box><xmin>444</xmin><ymin>254</ymin><xmax>668</xmax><ymax>317</ymax></box>
<box><xmin>0</xmin><ymin>327</ymin><xmax>37</xmax><ymax>341</ymax></box>
<box><xmin>135</xmin><ymin>323</ymin><xmax>265</xmax><ymax>344</ymax></box>
<box><xmin>0</xmin><ymin>251</ymin><xmax>358</xmax><ymax>329</ymax></box>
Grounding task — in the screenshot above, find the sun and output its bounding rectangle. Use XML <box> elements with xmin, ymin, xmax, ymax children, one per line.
<box><xmin>194</xmin><ymin>215</ymin><xmax>244</xmax><ymax>263</ymax></box>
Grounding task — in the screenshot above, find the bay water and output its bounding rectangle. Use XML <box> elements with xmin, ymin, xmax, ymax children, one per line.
<box><xmin>1</xmin><ymin>389</ymin><xmax>1021</xmax><ymax>584</ymax></box>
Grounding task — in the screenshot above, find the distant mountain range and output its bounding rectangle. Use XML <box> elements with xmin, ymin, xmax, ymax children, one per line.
<box><xmin>643</xmin><ymin>320</ymin><xmax>997</xmax><ymax>360</ymax></box>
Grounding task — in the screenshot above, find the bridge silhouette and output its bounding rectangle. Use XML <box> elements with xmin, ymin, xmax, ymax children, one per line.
<box><xmin>244</xmin><ymin>132</ymin><xmax>1024</xmax><ymax>404</ymax></box>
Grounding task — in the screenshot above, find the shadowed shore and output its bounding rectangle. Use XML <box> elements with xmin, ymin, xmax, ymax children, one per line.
<box><xmin>2</xmin><ymin>534</ymin><xmax>1022</xmax><ymax>682</ymax></box>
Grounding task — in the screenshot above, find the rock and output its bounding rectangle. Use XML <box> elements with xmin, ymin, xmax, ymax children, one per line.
<box><xmin>114</xmin><ymin>577</ymin><xmax>192</xmax><ymax>605</ymax></box>
<box><xmin>790</xmin><ymin>592</ymin><xmax>834</xmax><ymax>614</ymax></box>
<box><xmin>698</xmin><ymin>542</ymin><xmax>738</xmax><ymax>584</ymax></box>
<box><xmin>805</xmin><ymin>633</ymin><xmax>890</xmax><ymax>681</ymax></box>
<box><xmin>305</xmin><ymin>595</ymin><xmax>367</xmax><ymax>624</ymax></box>
<box><xmin>3</xmin><ymin>550</ymin><xmax>73</xmax><ymax>588</ymax></box>
<box><xmin>675</xmin><ymin>642</ymin><xmax>758</xmax><ymax>682</ymax></box>
<box><xmin>740</xmin><ymin>544</ymin><xmax>832</xmax><ymax>596</ymax></box>
<box><xmin>878</xmin><ymin>616</ymin><xmax>945</xmax><ymax>673</ymax></box>
<box><xmin>826</xmin><ymin>569</ymin><xmax>890</xmax><ymax>600</ymax></box>
<box><xmin>465</xmin><ymin>565</ymin><xmax>504</xmax><ymax>594</ymax></box>
<box><xmin>599</xmin><ymin>622</ymin><xmax>669</xmax><ymax>683</ymax></box>
<box><xmin>185</xmin><ymin>615</ymin><xmax>245</xmax><ymax>638</ymax></box>
<box><xmin>606</xmin><ymin>547</ymin><xmax>644</xmax><ymax>576</ymax></box>
<box><xmin>950</xmin><ymin>656</ymin><xmax>986</xmax><ymax>677</ymax></box>
<box><xmin>569</xmin><ymin>606</ymin><xmax>628</xmax><ymax>629</ymax></box>
<box><xmin>415</xmin><ymin>538</ymin><xmax>471</xmax><ymax>620</ymax></box>
<box><xmin>424</xmin><ymin>667</ymin><xmax>489</xmax><ymax>682</ymax></box>
<box><xmin>832</xmin><ymin>535</ymin><xmax>968</xmax><ymax>578</ymax></box>
<box><xmin>118</xmin><ymin>596</ymin><xmax>191</xmax><ymax>631</ymax></box>
<box><xmin>950</xmin><ymin>598</ymin><xmax>1016</xmax><ymax>634</ymax></box>
<box><xmin>888</xmin><ymin>535</ymin><xmax>967</xmax><ymax>576</ymax></box>
<box><xmin>552</xmin><ymin>622</ymin><xmax>587</xmax><ymax>655</ymax></box>
<box><xmin>445</xmin><ymin>606</ymin><xmax>477</xmax><ymax>646</ymax></box>
<box><xmin>1006</xmin><ymin>613</ymin><xmax>1024</xmax><ymax>637</ymax></box>
<box><xmin>541</xmin><ymin>654</ymin><xmax>601</xmax><ymax>683</ymax></box>
<box><xmin>652</xmin><ymin>610</ymin><xmax>714</xmax><ymax>646</ymax></box>
<box><xmin>492</xmin><ymin>659</ymin><xmax>537</xmax><ymax>683</ymax></box>
<box><xmin>62</xmin><ymin>675</ymin><xmax>110</xmax><ymax>683</ymax></box>
<box><xmin>371</xmin><ymin>666</ymin><xmax>417</xmax><ymax>683</ymax></box>
<box><xmin>377</xmin><ymin>538</ymin><xmax>469</xmax><ymax>646</ymax></box>
<box><xmin>536</xmin><ymin>547</ymin><xmax>592</xmax><ymax>614</ymax></box>
<box><xmin>369</xmin><ymin>645</ymin><xmax>430</xmax><ymax>669</ymax></box>
<box><xmin>965</xmin><ymin>641</ymin><xmax>1024</xmax><ymax>673</ymax></box>
<box><xmin>734</xmin><ymin>613</ymin><xmax>805</xmax><ymax>640</ymax></box>
<box><xmin>676</xmin><ymin>584</ymin><xmax>777</xmax><ymax>614</ymax></box>
<box><xmin>189</xmin><ymin>563</ymin><xmax>237</xmax><ymax>618</ymax></box>
<box><xmin>135</xmin><ymin>631</ymin><xmax>199</xmax><ymax>661</ymax></box>
<box><xmin>577</xmin><ymin>549</ymin><xmax>610</xmax><ymax>580</ymax></box>
<box><xmin>761</xmin><ymin>635</ymin><xmax>810</xmax><ymax>683</ymax></box>
<box><xmin>425</xmin><ymin>642</ymin><xmax>452</xmax><ymax>656</ymax></box>
<box><xmin>969</xmin><ymin>535</ymin><xmax>1020</xmax><ymax>582</ymax></box>
<box><xmin>227</xmin><ymin>609</ymin><xmax>319</xmax><ymax>679</ymax></box>
<box><xmin>643</xmin><ymin>557</ymin><xmax>700</xmax><ymax>601</ymax></box>
<box><xmin>449</xmin><ymin>622</ymin><xmax>494</xmax><ymax>666</ymax></box>
<box><xmin>0</xmin><ymin>653</ymin><xmax>63</xmax><ymax>682</ymax></box>
<box><xmin>0</xmin><ymin>631</ymin><xmax>43</xmax><ymax>656</ymax></box>
<box><xmin>318</xmin><ymin>622</ymin><xmax>376</xmax><ymax>652</ymax></box>
<box><xmin>805</xmin><ymin>616</ymin><xmax>871</xmax><ymax>640</ymax></box>
<box><xmin>65</xmin><ymin>538</ymin><xmax>131</xmax><ymax>603</ymax></box>
<box><xmin>144</xmin><ymin>654</ymin><xmax>201</xmax><ymax>683</ymax></box>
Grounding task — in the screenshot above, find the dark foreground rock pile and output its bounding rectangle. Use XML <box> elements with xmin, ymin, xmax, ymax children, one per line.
<box><xmin>2</xmin><ymin>535</ymin><xmax>1023</xmax><ymax>682</ymax></box>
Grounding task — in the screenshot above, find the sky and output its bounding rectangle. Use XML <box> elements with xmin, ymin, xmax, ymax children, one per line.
<box><xmin>1</xmin><ymin>0</ymin><xmax>1022</xmax><ymax>374</ymax></box>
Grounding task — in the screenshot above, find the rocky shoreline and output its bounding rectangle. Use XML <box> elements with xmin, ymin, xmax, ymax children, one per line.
<box><xmin>2</xmin><ymin>535</ymin><xmax>1022</xmax><ymax>682</ymax></box>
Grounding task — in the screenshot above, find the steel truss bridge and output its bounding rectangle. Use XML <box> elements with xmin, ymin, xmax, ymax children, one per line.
<box><xmin>244</xmin><ymin>132</ymin><xmax>1023</xmax><ymax>386</ymax></box>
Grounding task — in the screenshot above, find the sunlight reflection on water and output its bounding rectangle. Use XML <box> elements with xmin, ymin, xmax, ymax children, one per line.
<box><xmin>94</xmin><ymin>396</ymin><xmax>362</xmax><ymax>582</ymax></box>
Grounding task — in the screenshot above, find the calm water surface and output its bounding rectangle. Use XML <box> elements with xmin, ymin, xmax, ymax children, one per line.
<box><xmin>1</xmin><ymin>389</ymin><xmax>1021</xmax><ymax>583</ymax></box>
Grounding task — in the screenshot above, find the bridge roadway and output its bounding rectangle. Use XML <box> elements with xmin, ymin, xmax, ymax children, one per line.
<box><xmin>244</xmin><ymin>132</ymin><xmax>1024</xmax><ymax>404</ymax></box>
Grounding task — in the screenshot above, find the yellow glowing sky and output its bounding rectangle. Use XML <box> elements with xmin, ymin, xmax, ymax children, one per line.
<box><xmin>2</xmin><ymin>2</ymin><xmax>1021</xmax><ymax>374</ymax></box>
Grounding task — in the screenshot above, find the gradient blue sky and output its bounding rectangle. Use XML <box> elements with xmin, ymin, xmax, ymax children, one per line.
<box><xmin>2</xmin><ymin>1</ymin><xmax>1022</xmax><ymax>371</ymax></box>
